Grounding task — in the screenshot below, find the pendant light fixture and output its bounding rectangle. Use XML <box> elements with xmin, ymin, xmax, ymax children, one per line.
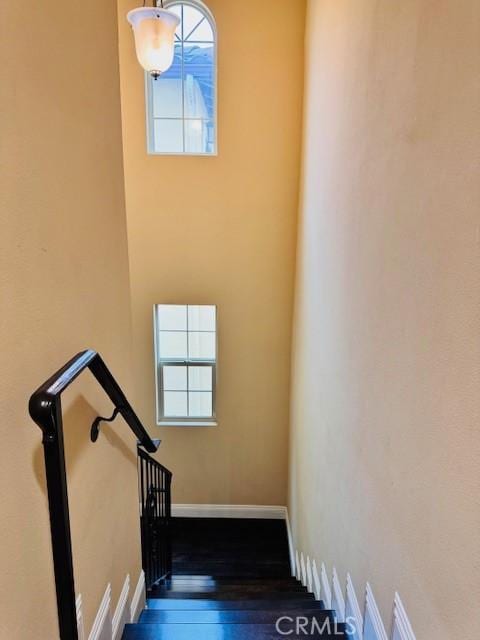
<box><xmin>127</xmin><ymin>1</ymin><xmax>180</xmax><ymax>79</ymax></box>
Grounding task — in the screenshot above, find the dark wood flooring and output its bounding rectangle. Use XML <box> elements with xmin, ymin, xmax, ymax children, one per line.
<box><xmin>171</xmin><ymin>517</ymin><xmax>292</xmax><ymax>577</ymax></box>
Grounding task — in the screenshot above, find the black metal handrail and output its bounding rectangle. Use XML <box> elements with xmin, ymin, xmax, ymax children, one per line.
<box><xmin>138</xmin><ymin>448</ymin><xmax>172</xmax><ymax>590</ymax></box>
<box><xmin>29</xmin><ymin>349</ymin><xmax>159</xmax><ymax>640</ymax></box>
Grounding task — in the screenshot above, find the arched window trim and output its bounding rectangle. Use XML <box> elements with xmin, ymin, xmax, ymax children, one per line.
<box><xmin>146</xmin><ymin>0</ymin><xmax>218</xmax><ymax>156</ymax></box>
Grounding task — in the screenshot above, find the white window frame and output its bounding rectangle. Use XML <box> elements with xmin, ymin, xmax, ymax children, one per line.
<box><xmin>145</xmin><ymin>0</ymin><xmax>218</xmax><ymax>156</ymax></box>
<box><xmin>153</xmin><ymin>304</ymin><xmax>218</xmax><ymax>427</ymax></box>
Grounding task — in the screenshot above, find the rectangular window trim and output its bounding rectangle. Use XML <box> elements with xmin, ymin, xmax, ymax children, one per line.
<box><xmin>154</xmin><ymin>305</ymin><xmax>218</xmax><ymax>426</ymax></box>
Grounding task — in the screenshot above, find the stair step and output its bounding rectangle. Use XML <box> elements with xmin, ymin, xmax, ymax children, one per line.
<box><xmin>146</xmin><ymin>598</ymin><xmax>325</xmax><ymax>611</ymax></box>
<box><xmin>164</xmin><ymin>576</ymin><xmax>300</xmax><ymax>586</ymax></box>
<box><xmin>148</xmin><ymin>590</ymin><xmax>314</xmax><ymax>601</ymax></box>
<box><xmin>168</xmin><ymin>575</ymin><xmax>217</xmax><ymax>580</ymax></box>
<box><xmin>171</xmin><ymin>568</ymin><xmax>291</xmax><ymax>579</ymax></box>
<box><xmin>174</xmin><ymin>554</ymin><xmax>289</xmax><ymax>565</ymax></box>
<box><xmin>166</xmin><ymin>573</ymin><xmax>300</xmax><ymax>584</ymax></box>
<box><xmin>139</xmin><ymin>609</ymin><xmax>332</xmax><ymax>624</ymax></box>
<box><xmin>122</xmin><ymin>622</ymin><xmax>347</xmax><ymax>639</ymax></box>
<box><xmin>152</xmin><ymin>583</ymin><xmax>307</xmax><ymax>594</ymax></box>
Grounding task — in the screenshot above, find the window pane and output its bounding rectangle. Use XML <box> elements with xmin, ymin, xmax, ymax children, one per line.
<box><xmin>163</xmin><ymin>366</ymin><xmax>187</xmax><ymax>390</ymax></box>
<box><xmin>188</xmin><ymin>331</ymin><xmax>216</xmax><ymax>360</ymax></box>
<box><xmin>153</xmin><ymin>119</ymin><xmax>183</xmax><ymax>153</ymax></box>
<box><xmin>182</xmin><ymin>5</ymin><xmax>204</xmax><ymax>40</ymax></box>
<box><xmin>188</xmin><ymin>392</ymin><xmax>212</xmax><ymax>417</ymax></box>
<box><xmin>157</xmin><ymin>305</ymin><xmax>187</xmax><ymax>330</ymax></box>
<box><xmin>164</xmin><ymin>391</ymin><xmax>188</xmax><ymax>417</ymax></box>
<box><xmin>184</xmin><ymin>42</ymin><xmax>214</xmax><ymax>53</ymax></box>
<box><xmin>159</xmin><ymin>331</ymin><xmax>187</xmax><ymax>359</ymax></box>
<box><xmin>152</xmin><ymin>48</ymin><xmax>183</xmax><ymax>118</ymax></box>
<box><xmin>183</xmin><ymin>59</ymin><xmax>215</xmax><ymax>119</ymax></box>
<box><xmin>184</xmin><ymin>120</ymin><xmax>213</xmax><ymax>154</ymax></box>
<box><xmin>152</xmin><ymin>80</ymin><xmax>182</xmax><ymax>117</ymax></box>
<box><xmin>184</xmin><ymin>74</ymin><xmax>210</xmax><ymax>119</ymax></box>
<box><xmin>188</xmin><ymin>366</ymin><xmax>213</xmax><ymax>391</ymax></box>
<box><xmin>185</xmin><ymin>121</ymin><xmax>215</xmax><ymax>154</ymax></box>
<box><xmin>187</xmin><ymin>18</ymin><xmax>214</xmax><ymax>42</ymax></box>
<box><xmin>188</xmin><ymin>305</ymin><xmax>216</xmax><ymax>331</ymax></box>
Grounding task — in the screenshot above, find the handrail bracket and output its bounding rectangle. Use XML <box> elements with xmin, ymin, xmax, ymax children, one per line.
<box><xmin>90</xmin><ymin>406</ymin><xmax>122</xmax><ymax>443</ymax></box>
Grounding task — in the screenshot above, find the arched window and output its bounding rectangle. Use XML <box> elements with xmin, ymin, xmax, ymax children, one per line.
<box><xmin>146</xmin><ymin>0</ymin><xmax>217</xmax><ymax>155</ymax></box>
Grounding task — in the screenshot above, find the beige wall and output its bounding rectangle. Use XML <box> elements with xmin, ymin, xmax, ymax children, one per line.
<box><xmin>117</xmin><ymin>0</ymin><xmax>305</xmax><ymax>504</ymax></box>
<box><xmin>289</xmin><ymin>1</ymin><xmax>480</xmax><ymax>637</ymax></box>
<box><xmin>0</xmin><ymin>1</ymin><xmax>142</xmax><ymax>637</ymax></box>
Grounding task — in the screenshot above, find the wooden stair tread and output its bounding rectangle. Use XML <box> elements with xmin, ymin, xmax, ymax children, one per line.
<box><xmin>139</xmin><ymin>609</ymin><xmax>332</xmax><ymax>624</ymax></box>
<box><xmin>164</xmin><ymin>574</ymin><xmax>299</xmax><ymax>585</ymax></box>
<box><xmin>155</xmin><ymin>583</ymin><xmax>305</xmax><ymax>592</ymax></box>
<box><xmin>122</xmin><ymin>622</ymin><xmax>347</xmax><ymax>639</ymax></box>
<box><xmin>148</xmin><ymin>590</ymin><xmax>315</xmax><ymax>600</ymax></box>
<box><xmin>171</xmin><ymin>568</ymin><xmax>292</xmax><ymax>578</ymax></box>
<box><xmin>146</xmin><ymin>598</ymin><xmax>325</xmax><ymax>611</ymax></box>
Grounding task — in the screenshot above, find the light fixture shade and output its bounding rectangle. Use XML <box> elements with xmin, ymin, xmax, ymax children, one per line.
<box><xmin>127</xmin><ymin>7</ymin><xmax>180</xmax><ymax>77</ymax></box>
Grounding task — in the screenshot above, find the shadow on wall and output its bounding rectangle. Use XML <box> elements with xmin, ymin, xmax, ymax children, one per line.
<box><xmin>32</xmin><ymin>395</ymin><xmax>137</xmax><ymax>495</ymax></box>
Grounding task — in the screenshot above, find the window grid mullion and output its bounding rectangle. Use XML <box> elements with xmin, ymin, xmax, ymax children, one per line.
<box><xmin>157</xmin><ymin>328</ymin><xmax>214</xmax><ymax>333</ymax></box>
<box><xmin>186</xmin><ymin>305</ymin><xmax>189</xmax><ymax>416</ymax></box>
<box><xmin>181</xmin><ymin>4</ymin><xmax>185</xmax><ymax>154</ymax></box>
<box><xmin>159</xmin><ymin>359</ymin><xmax>214</xmax><ymax>365</ymax></box>
<box><xmin>152</xmin><ymin>118</ymin><xmax>211</xmax><ymax>122</ymax></box>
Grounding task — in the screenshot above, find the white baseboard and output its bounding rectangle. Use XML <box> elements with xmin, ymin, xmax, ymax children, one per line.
<box><xmin>88</xmin><ymin>584</ymin><xmax>112</xmax><ymax>640</ymax></box>
<box><xmin>332</xmin><ymin>567</ymin><xmax>346</xmax><ymax>622</ymax></box>
<box><xmin>130</xmin><ymin>571</ymin><xmax>146</xmax><ymax>623</ymax></box>
<box><xmin>77</xmin><ymin>571</ymin><xmax>144</xmax><ymax>640</ymax></box>
<box><xmin>172</xmin><ymin>504</ymin><xmax>287</xmax><ymax>519</ymax></box>
<box><xmin>392</xmin><ymin>593</ymin><xmax>416</xmax><ymax>640</ymax></box>
<box><xmin>112</xmin><ymin>575</ymin><xmax>130</xmax><ymax>640</ymax></box>
<box><xmin>346</xmin><ymin>574</ymin><xmax>363</xmax><ymax>640</ymax></box>
<box><xmin>295</xmin><ymin>550</ymin><xmax>301</xmax><ymax>580</ymax></box>
<box><xmin>364</xmin><ymin>583</ymin><xmax>388</xmax><ymax>640</ymax></box>
<box><xmin>285</xmin><ymin>509</ymin><xmax>296</xmax><ymax>576</ymax></box>
<box><xmin>311</xmin><ymin>559</ymin><xmax>321</xmax><ymax>601</ymax></box>
<box><xmin>290</xmin><ymin>545</ymin><xmax>414</xmax><ymax>640</ymax></box>
<box><xmin>76</xmin><ymin>594</ymin><xmax>85</xmax><ymax>640</ymax></box>
<box><xmin>306</xmin><ymin>556</ymin><xmax>313</xmax><ymax>593</ymax></box>
<box><xmin>300</xmin><ymin>552</ymin><xmax>307</xmax><ymax>586</ymax></box>
<box><xmin>321</xmin><ymin>562</ymin><xmax>332</xmax><ymax>609</ymax></box>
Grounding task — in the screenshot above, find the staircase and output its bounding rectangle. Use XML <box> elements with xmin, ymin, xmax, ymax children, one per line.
<box><xmin>122</xmin><ymin>518</ymin><xmax>348</xmax><ymax>639</ymax></box>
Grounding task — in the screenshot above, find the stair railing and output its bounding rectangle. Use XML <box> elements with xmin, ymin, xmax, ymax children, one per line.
<box><xmin>29</xmin><ymin>349</ymin><xmax>159</xmax><ymax>640</ymax></box>
<box><xmin>138</xmin><ymin>447</ymin><xmax>172</xmax><ymax>590</ymax></box>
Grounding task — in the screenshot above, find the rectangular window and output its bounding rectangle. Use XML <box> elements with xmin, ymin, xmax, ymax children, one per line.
<box><xmin>154</xmin><ymin>304</ymin><xmax>217</xmax><ymax>425</ymax></box>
